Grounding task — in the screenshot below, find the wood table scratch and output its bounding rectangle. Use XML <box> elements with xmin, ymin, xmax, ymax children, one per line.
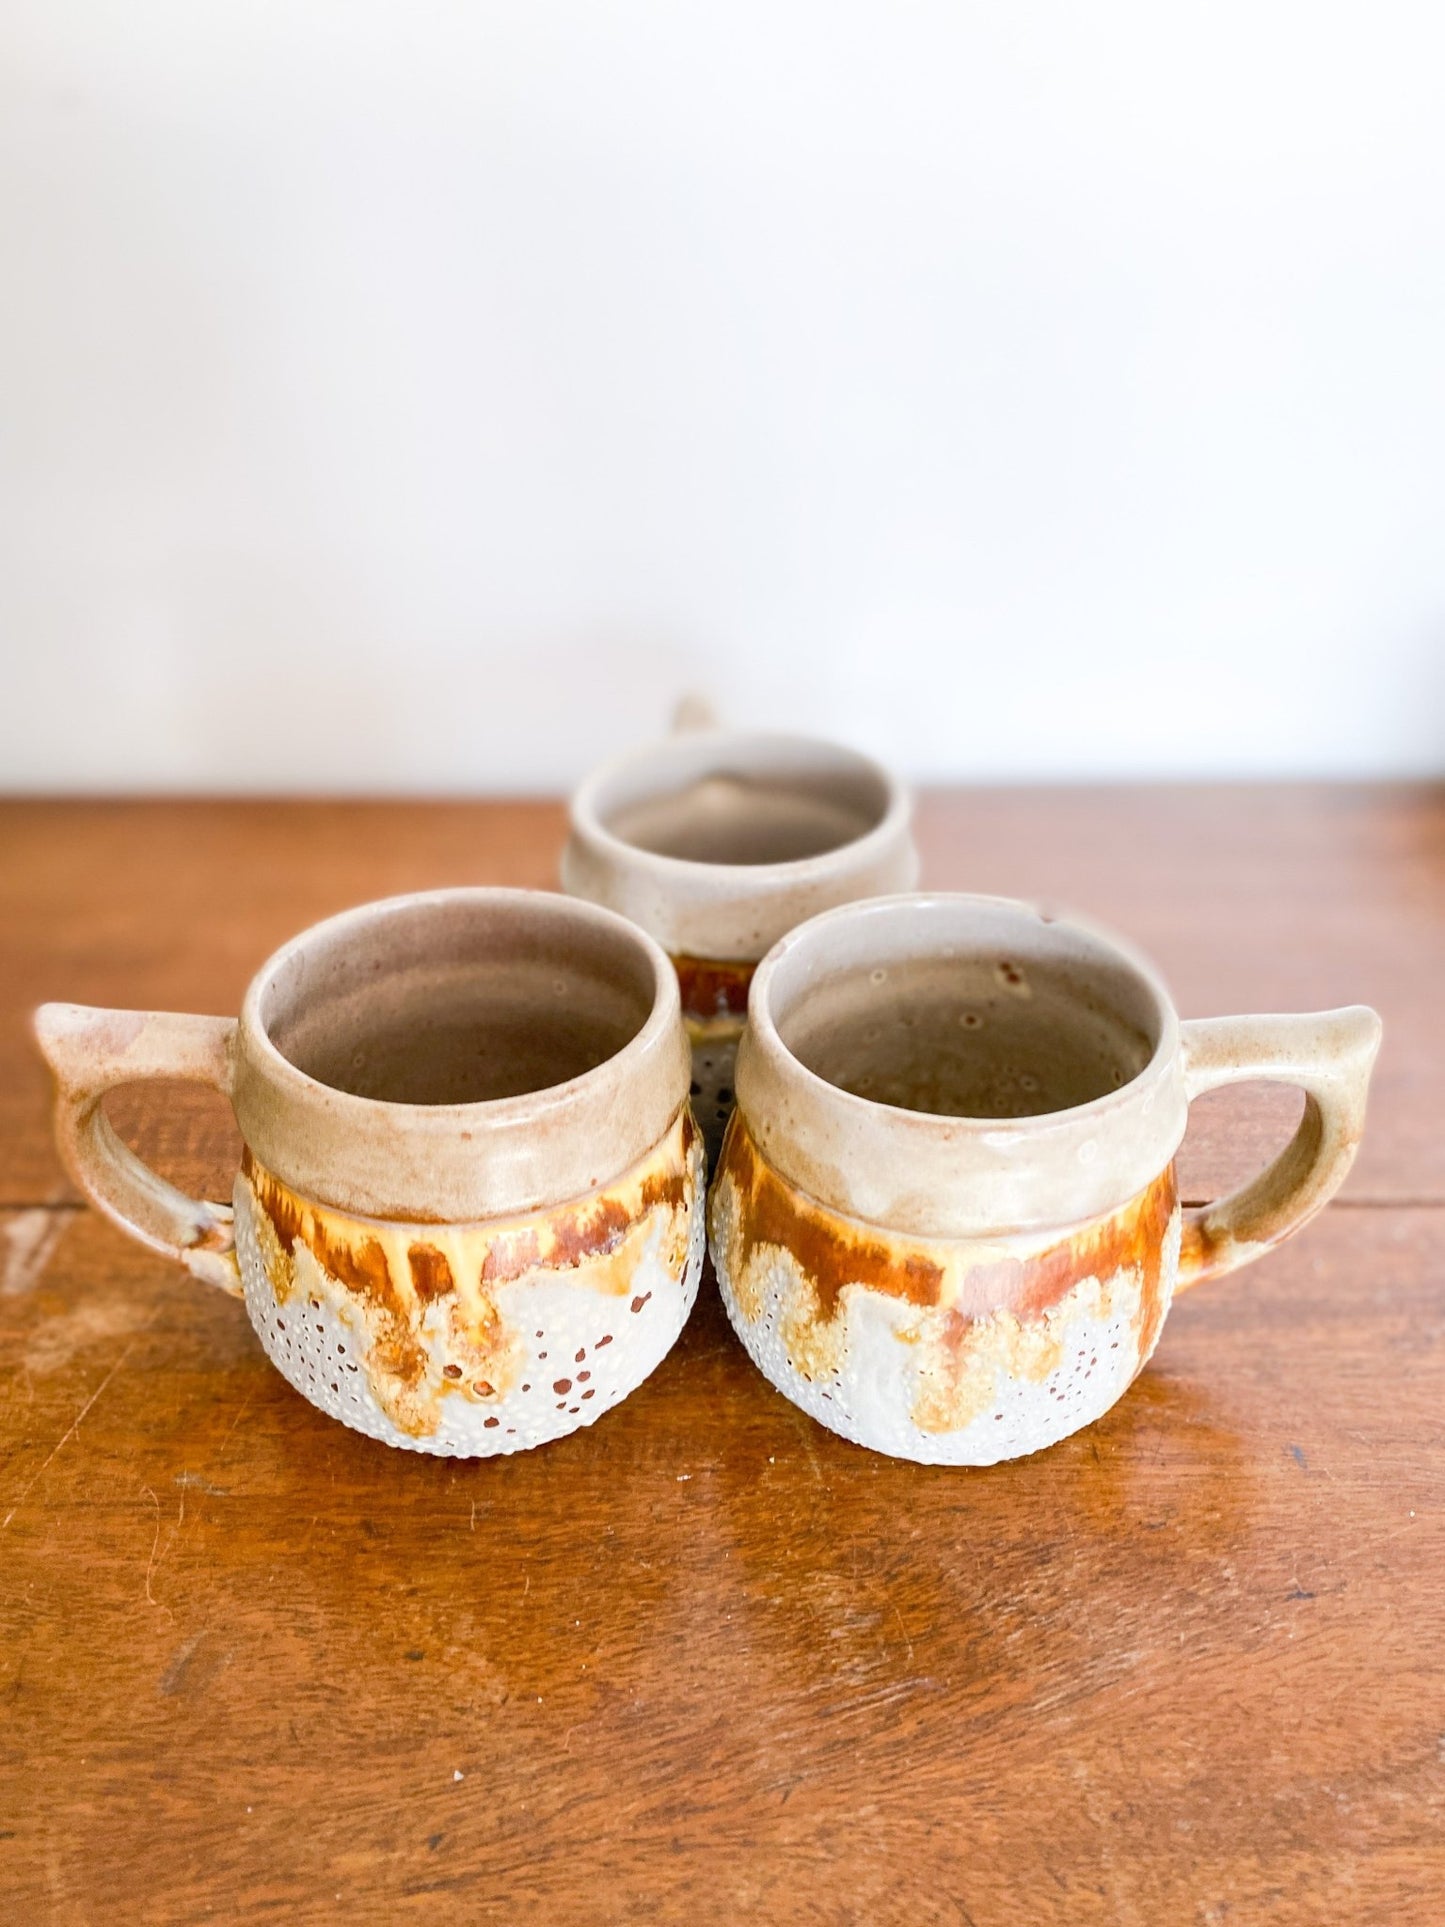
<box><xmin>2</xmin><ymin>1328</ymin><xmax>149</xmax><ymax>1529</ymax></box>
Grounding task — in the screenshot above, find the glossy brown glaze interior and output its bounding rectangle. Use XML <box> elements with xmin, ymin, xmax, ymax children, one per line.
<box><xmin>259</xmin><ymin>894</ymin><xmax>656</xmax><ymax>1106</ymax></box>
<box><xmin>780</xmin><ymin>948</ymin><xmax>1157</xmax><ymax>1120</ymax></box>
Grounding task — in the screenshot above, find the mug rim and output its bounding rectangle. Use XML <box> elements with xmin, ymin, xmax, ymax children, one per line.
<box><xmin>733</xmin><ymin>892</ymin><xmax>1190</xmax><ymax>1240</ymax></box>
<box><xmin>567</xmin><ymin>726</ymin><xmax>913</xmax><ymax>882</ymax></box>
<box><xmin>562</xmin><ymin>727</ymin><xmax>919</xmax><ymax>961</ymax></box>
<box><xmin>231</xmin><ymin>887</ymin><xmax>692</xmax><ymax>1223</ymax></box>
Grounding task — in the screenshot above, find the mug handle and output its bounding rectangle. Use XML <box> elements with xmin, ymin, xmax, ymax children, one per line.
<box><xmin>33</xmin><ymin>1003</ymin><xmax>242</xmax><ymax>1294</ymax></box>
<box><xmin>1175</xmin><ymin>1005</ymin><xmax>1382</xmax><ymax>1293</ymax></box>
<box><xmin>671</xmin><ymin>693</ymin><xmax>719</xmax><ymax>733</ymax></box>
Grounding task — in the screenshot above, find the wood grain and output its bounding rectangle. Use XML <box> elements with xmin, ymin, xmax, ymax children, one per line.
<box><xmin>1</xmin><ymin>1209</ymin><xmax>1440</xmax><ymax>1923</ymax></box>
<box><xmin>1</xmin><ymin>791</ymin><xmax>1441</xmax><ymax>1923</ymax></box>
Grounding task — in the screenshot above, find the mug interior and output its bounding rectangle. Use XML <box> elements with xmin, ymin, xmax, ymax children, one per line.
<box><xmin>258</xmin><ymin>895</ymin><xmax>658</xmax><ymax>1106</ymax></box>
<box><xmin>770</xmin><ymin>902</ymin><xmax>1163</xmax><ymax>1122</ymax></box>
<box><xmin>590</xmin><ymin>733</ymin><xmax>893</xmax><ymax>868</ymax></box>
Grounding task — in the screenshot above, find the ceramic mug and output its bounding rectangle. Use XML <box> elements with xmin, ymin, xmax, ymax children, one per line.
<box><xmin>562</xmin><ymin>726</ymin><xmax>919</xmax><ymax>1161</ymax></box>
<box><xmin>708</xmin><ymin>893</ymin><xmax>1382</xmax><ymax>1466</ymax></box>
<box><xmin>34</xmin><ymin>889</ymin><xmax>705</xmax><ymax>1456</ymax></box>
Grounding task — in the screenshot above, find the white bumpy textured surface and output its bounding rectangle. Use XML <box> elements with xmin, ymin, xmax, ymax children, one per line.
<box><xmin>233</xmin><ymin>1183</ymin><xmax>706</xmax><ymax>1457</ymax></box>
<box><xmin>712</xmin><ymin>1184</ymin><xmax>1181</xmax><ymax>1467</ymax></box>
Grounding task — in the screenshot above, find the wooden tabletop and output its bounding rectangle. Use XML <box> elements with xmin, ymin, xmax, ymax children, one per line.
<box><xmin>1</xmin><ymin>789</ymin><xmax>1441</xmax><ymax>1924</ymax></box>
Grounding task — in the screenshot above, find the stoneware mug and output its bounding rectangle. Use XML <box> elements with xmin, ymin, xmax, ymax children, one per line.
<box><xmin>562</xmin><ymin>724</ymin><xmax>918</xmax><ymax>1161</ymax></box>
<box><xmin>708</xmin><ymin>893</ymin><xmax>1382</xmax><ymax>1466</ymax></box>
<box><xmin>34</xmin><ymin>889</ymin><xmax>705</xmax><ymax>1456</ymax></box>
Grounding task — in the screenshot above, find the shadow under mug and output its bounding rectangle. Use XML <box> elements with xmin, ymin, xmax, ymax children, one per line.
<box><xmin>708</xmin><ymin>892</ymin><xmax>1382</xmax><ymax>1466</ymax></box>
<box><xmin>34</xmin><ymin>889</ymin><xmax>705</xmax><ymax>1456</ymax></box>
<box><xmin>562</xmin><ymin>726</ymin><xmax>919</xmax><ymax>1162</ymax></box>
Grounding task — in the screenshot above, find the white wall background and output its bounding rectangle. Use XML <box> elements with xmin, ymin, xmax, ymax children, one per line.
<box><xmin>2</xmin><ymin>2</ymin><xmax>1443</xmax><ymax>791</ymax></box>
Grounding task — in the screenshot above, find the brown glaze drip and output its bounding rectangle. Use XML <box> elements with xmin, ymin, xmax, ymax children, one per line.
<box><xmin>720</xmin><ymin>1116</ymin><xmax>1178</xmax><ymax>1328</ymax></box>
<box><xmin>912</xmin><ymin>1170</ymin><xmax>1177</xmax><ymax>1431</ymax></box>
<box><xmin>550</xmin><ymin>1195</ymin><xmax>633</xmax><ymax>1269</ymax></box>
<box><xmin>639</xmin><ymin>1158</ymin><xmax>691</xmax><ymax>1217</ymax></box>
<box><xmin>240</xmin><ymin>1106</ymin><xmax>700</xmax><ymax>1436</ymax></box>
<box><xmin>1178</xmin><ymin>1208</ymin><xmax>1232</xmax><ymax>1287</ymax></box>
<box><xmin>1131</xmin><ymin>1174</ymin><xmax>1178</xmax><ymax>1363</ymax></box>
<box><xmin>673</xmin><ymin>954</ymin><xmax>756</xmax><ymax>1022</ymax></box>
<box><xmin>480</xmin><ymin>1229</ymin><xmax>543</xmax><ymax>1288</ymax></box>
<box><xmin>242</xmin><ymin>1146</ymin><xmax>430</xmax><ymax>1393</ymax></box>
<box><xmin>477</xmin><ymin>1136</ymin><xmax>693</xmax><ymax>1285</ymax></box>
<box><xmin>718</xmin><ymin>1118</ymin><xmax>944</xmax><ymax>1322</ymax></box>
<box><xmin>1012</xmin><ymin>1165</ymin><xmax>1176</xmax><ymax>1325</ymax></box>
<box><xmin>717</xmin><ymin>1116</ymin><xmax>1181</xmax><ymax>1440</ymax></box>
<box><xmin>408</xmin><ymin>1243</ymin><xmax>455</xmax><ymax>1303</ymax></box>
